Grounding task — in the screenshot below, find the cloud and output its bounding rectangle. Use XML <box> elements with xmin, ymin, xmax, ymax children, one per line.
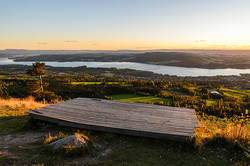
<box><xmin>37</xmin><ymin>42</ymin><xmax>48</xmax><ymax>45</ymax></box>
<box><xmin>194</xmin><ymin>40</ymin><xmax>207</xmax><ymax>42</ymax></box>
<box><xmin>64</xmin><ymin>40</ymin><xmax>78</xmax><ymax>43</ymax></box>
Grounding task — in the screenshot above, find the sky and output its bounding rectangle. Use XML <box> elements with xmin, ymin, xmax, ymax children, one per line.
<box><xmin>1</xmin><ymin>0</ymin><xmax>250</xmax><ymax>50</ymax></box>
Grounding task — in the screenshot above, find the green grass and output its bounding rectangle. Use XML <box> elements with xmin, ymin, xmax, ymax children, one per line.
<box><xmin>110</xmin><ymin>94</ymin><xmax>171</xmax><ymax>103</ymax></box>
<box><xmin>220</xmin><ymin>88</ymin><xmax>250</xmax><ymax>99</ymax></box>
<box><xmin>0</xmin><ymin>106</ymin><xmax>30</xmax><ymax>134</ymax></box>
<box><xmin>189</xmin><ymin>86</ymin><xmax>198</xmax><ymax>90</ymax></box>
<box><xmin>71</xmin><ymin>82</ymin><xmax>104</xmax><ymax>85</ymax></box>
<box><xmin>88</xmin><ymin>133</ymin><xmax>241</xmax><ymax>166</ymax></box>
<box><xmin>206</xmin><ymin>100</ymin><xmax>217</xmax><ymax>106</ymax></box>
<box><xmin>163</xmin><ymin>90</ymin><xmax>190</xmax><ymax>96</ymax></box>
<box><xmin>70</xmin><ymin>82</ymin><xmax>132</xmax><ymax>86</ymax></box>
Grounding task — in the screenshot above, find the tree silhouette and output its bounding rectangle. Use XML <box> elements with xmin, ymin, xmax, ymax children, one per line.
<box><xmin>27</xmin><ymin>62</ymin><xmax>47</xmax><ymax>103</ymax></box>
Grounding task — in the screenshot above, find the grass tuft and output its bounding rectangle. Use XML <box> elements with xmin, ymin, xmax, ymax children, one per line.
<box><xmin>44</xmin><ymin>132</ymin><xmax>66</xmax><ymax>144</ymax></box>
<box><xmin>195</xmin><ymin>115</ymin><xmax>250</xmax><ymax>153</ymax></box>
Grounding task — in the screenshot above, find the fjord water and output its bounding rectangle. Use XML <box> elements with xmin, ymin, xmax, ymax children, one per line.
<box><xmin>0</xmin><ymin>58</ymin><xmax>250</xmax><ymax>77</ymax></box>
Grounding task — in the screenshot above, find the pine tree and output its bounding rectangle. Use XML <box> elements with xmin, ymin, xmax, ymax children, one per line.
<box><xmin>27</xmin><ymin>62</ymin><xmax>47</xmax><ymax>103</ymax></box>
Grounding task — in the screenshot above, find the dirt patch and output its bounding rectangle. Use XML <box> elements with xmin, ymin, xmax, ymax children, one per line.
<box><xmin>0</xmin><ymin>132</ymin><xmax>49</xmax><ymax>147</ymax></box>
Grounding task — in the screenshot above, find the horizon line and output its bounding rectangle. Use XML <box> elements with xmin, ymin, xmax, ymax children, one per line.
<box><xmin>1</xmin><ymin>48</ymin><xmax>250</xmax><ymax>51</ymax></box>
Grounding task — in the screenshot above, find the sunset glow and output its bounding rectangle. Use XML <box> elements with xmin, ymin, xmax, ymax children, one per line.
<box><xmin>1</xmin><ymin>0</ymin><xmax>250</xmax><ymax>50</ymax></box>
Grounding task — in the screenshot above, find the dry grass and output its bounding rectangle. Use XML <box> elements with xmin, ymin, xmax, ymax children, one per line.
<box><xmin>195</xmin><ymin>116</ymin><xmax>250</xmax><ymax>152</ymax></box>
<box><xmin>44</xmin><ymin>132</ymin><xmax>66</xmax><ymax>144</ymax></box>
<box><xmin>0</xmin><ymin>96</ymin><xmax>47</xmax><ymax>110</ymax></box>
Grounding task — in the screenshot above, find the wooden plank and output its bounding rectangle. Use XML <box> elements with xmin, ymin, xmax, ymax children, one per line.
<box><xmin>53</xmin><ymin>98</ymin><xmax>194</xmax><ymax>114</ymax></box>
<box><xmin>28</xmin><ymin>97</ymin><xmax>200</xmax><ymax>142</ymax></box>
<box><xmin>29</xmin><ymin>113</ymin><xmax>189</xmax><ymax>142</ymax></box>
<box><xmin>45</xmin><ymin>102</ymin><xmax>195</xmax><ymax>122</ymax></box>
<box><xmin>29</xmin><ymin>110</ymin><xmax>193</xmax><ymax>136</ymax></box>
<box><xmin>67</xmin><ymin>98</ymin><xmax>195</xmax><ymax>113</ymax></box>
<box><xmin>29</xmin><ymin>109</ymin><xmax>194</xmax><ymax>135</ymax></box>
<box><xmin>75</xmin><ymin>98</ymin><xmax>196</xmax><ymax>112</ymax></box>
<box><xmin>31</xmin><ymin>107</ymin><xmax>195</xmax><ymax>134</ymax></box>
<box><xmin>44</xmin><ymin>104</ymin><xmax>195</xmax><ymax>123</ymax></box>
<box><xmin>29</xmin><ymin>110</ymin><xmax>193</xmax><ymax>137</ymax></box>
<box><xmin>35</xmin><ymin>107</ymin><xmax>195</xmax><ymax>131</ymax></box>
<box><xmin>38</xmin><ymin>108</ymin><xmax>195</xmax><ymax>131</ymax></box>
<box><xmin>31</xmin><ymin>99</ymin><xmax>197</xmax><ymax>131</ymax></box>
<box><xmin>32</xmin><ymin>103</ymin><xmax>196</xmax><ymax>130</ymax></box>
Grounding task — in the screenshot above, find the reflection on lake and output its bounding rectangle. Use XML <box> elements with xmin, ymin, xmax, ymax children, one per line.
<box><xmin>0</xmin><ymin>58</ymin><xmax>250</xmax><ymax>77</ymax></box>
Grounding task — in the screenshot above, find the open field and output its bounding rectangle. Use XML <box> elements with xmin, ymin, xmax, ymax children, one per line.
<box><xmin>220</xmin><ymin>88</ymin><xmax>250</xmax><ymax>99</ymax></box>
<box><xmin>110</xmin><ymin>94</ymin><xmax>171</xmax><ymax>103</ymax></box>
<box><xmin>205</xmin><ymin>100</ymin><xmax>217</xmax><ymax>106</ymax></box>
<box><xmin>71</xmin><ymin>82</ymin><xmax>118</xmax><ymax>85</ymax></box>
<box><xmin>70</xmin><ymin>82</ymin><xmax>132</xmax><ymax>86</ymax></box>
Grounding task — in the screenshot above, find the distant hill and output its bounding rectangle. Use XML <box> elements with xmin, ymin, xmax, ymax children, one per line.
<box><xmin>128</xmin><ymin>52</ymin><xmax>250</xmax><ymax>69</ymax></box>
<box><xmin>12</xmin><ymin>51</ymin><xmax>250</xmax><ymax>69</ymax></box>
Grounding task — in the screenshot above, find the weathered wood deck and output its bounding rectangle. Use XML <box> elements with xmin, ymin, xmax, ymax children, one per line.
<box><xmin>27</xmin><ymin>98</ymin><xmax>200</xmax><ymax>142</ymax></box>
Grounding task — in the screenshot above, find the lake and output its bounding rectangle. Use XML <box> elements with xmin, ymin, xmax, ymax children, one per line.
<box><xmin>0</xmin><ymin>58</ymin><xmax>250</xmax><ymax>77</ymax></box>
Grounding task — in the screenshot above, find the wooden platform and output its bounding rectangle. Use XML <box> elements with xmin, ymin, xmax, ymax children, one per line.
<box><xmin>27</xmin><ymin>98</ymin><xmax>200</xmax><ymax>142</ymax></box>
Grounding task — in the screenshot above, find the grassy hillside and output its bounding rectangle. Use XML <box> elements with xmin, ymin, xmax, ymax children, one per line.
<box><xmin>0</xmin><ymin>97</ymin><xmax>249</xmax><ymax>165</ymax></box>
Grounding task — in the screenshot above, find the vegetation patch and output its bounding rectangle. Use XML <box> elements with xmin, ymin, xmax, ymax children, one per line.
<box><xmin>220</xmin><ymin>88</ymin><xmax>250</xmax><ymax>99</ymax></box>
<box><xmin>205</xmin><ymin>100</ymin><xmax>217</xmax><ymax>106</ymax></box>
<box><xmin>110</xmin><ymin>94</ymin><xmax>171</xmax><ymax>104</ymax></box>
<box><xmin>0</xmin><ymin>97</ymin><xmax>46</xmax><ymax>134</ymax></box>
<box><xmin>0</xmin><ymin>106</ymin><xmax>29</xmax><ymax>134</ymax></box>
<box><xmin>0</xmin><ymin>97</ymin><xmax>46</xmax><ymax>109</ymax></box>
<box><xmin>195</xmin><ymin>115</ymin><xmax>250</xmax><ymax>153</ymax></box>
<box><xmin>0</xmin><ymin>115</ymin><xmax>29</xmax><ymax>134</ymax></box>
<box><xmin>70</xmin><ymin>81</ymin><xmax>132</xmax><ymax>86</ymax></box>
